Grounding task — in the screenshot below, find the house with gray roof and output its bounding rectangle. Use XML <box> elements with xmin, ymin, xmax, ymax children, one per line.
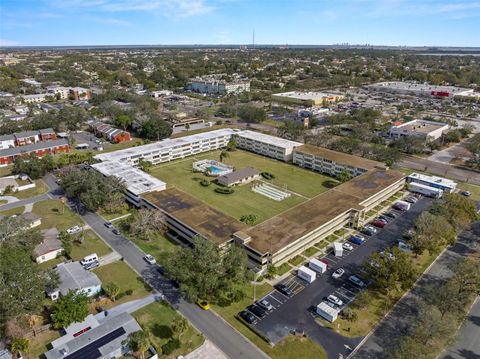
<box><xmin>44</xmin><ymin>312</ymin><xmax>142</xmax><ymax>359</ymax></box>
<box><xmin>217</xmin><ymin>167</ymin><xmax>260</xmax><ymax>187</ymax></box>
<box><xmin>49</xmin><ymin>262</ymin><xmax>102</xmax><ymax>300</ymax></box>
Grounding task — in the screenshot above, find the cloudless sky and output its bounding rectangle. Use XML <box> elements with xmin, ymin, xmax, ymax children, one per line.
<box><xmin>1</xmin><ymin>0</ymin><xmax>480</xmax><ymax>47</ymax></box>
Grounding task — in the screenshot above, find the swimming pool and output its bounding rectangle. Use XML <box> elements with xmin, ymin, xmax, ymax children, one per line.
<box><xmin>207</xmin><ymin>166</ymin><xmax>224</xmax><ymax>174</ymax></box>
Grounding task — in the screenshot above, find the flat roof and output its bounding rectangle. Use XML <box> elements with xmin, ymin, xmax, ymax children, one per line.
<box><xmin>238</xmin><ymin>130</ymin><xmax>302</xmax><ymax>149</ymax></box>
<box><xmin>243</xmin><ymin>169</ymin><xmax>405</xmax><ymax>255</ymax></box>
<box><xmin>392</xmin><ymin>119</ymin><xmax>448</xmax><ymax>135</ymax></box>
<box><xmin>368</xmin><ymin>81</ymin><xmax>471</xmax><ymax>94</ymax></box>
<box><xmin>91</xmin><ymin>161</ymin><xmax>166</xmax><ymax>196</ymax></box>
<box><xmin>272</xmin><ymin>91</ymin><xmax>343</xmax><ymax>100</ymax></box>
<box><xmin>294</xmin><ymin>144</ymin><xmax>384</xmax><ymax>171</ymax></box>
<box><xmin>407</xmin><ymin>172</ymin><xmax>457</xmax><ymax>188</ymax></box>
<box><xmin>142</xmin><ymin>188</ymin><xmax>247</xmax><ymax>246</ymax></box>
<box><xmin>95</xmin><ymin>128</ymin><xmax>238</xmax><ymax>163</ymax></box>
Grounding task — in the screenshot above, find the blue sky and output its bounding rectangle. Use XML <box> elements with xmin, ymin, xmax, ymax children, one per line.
<box><xmin>1</xmin><ymin>0</ymin><xmax>480</xmax><ymax>46</ymax></box>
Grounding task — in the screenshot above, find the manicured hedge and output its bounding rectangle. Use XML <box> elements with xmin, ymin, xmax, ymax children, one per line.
<box><xmin>261</xmin><ymin>172</ymin><xmax>275</xmax><ymax>180</ymax></box>
<box><xmin>215</xmin><ymin>187</ymin><xmax>234</xmax><ymax>194</ymax></box>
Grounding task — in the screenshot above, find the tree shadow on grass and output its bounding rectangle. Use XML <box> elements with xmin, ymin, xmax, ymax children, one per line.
<box><xmin>322</xmin><ymin>180</ymin><xmax>338</xmax><ymax>189</ymax></box>
<box><xmin>151</xmin><ymin>323</ymin><xmax>173</xmax><ymax>339</ymax></box>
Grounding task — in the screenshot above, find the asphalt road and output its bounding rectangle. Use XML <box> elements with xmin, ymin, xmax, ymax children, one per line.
<box><xmin>353</xmin><ymin>222</ymin><xmax>480</xmax><ymax>358</ymax></box>
<box><xmin>0</xmin><ymin>192</ymin><xmax>51</xmax><ymax>211</ymax></box>
<box><xmin>250</xmin><ymin>197</ymin><xmax>433</xmax><ymax>359</ymax></box>
<box><xmin>42</xmin><ymin>174</ymin><xmax>269</xmax><ymax>359</ymax></box>
<box><xmin>440</xmin><ymin>297</ymin><xmax>480</xmax><ymax>359</ymax></box>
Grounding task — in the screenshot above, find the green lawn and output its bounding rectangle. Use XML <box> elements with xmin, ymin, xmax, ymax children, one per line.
<box><xmin>36</xmin><ymin>255</ymin><xmax>67</xmax><ymax>271</ymax></box>
<box><xmin>32</xmin><ymin>199</ymin><xmax>82</xmax><ymax>231</ymax></box>
<box><xmin>149</xmin><ymin>149</ymin><xmax>336</xmax><ymax>224</ymax></box>
<box><xmin>458</xmin><ymin>182</ymin><xmax>480</xmax><ymax>201</ymax></box>
<box><xmin>14</xmin><ymin>179</ymin><xmax>48</xmax><ymax>199</ymax></box>
<box><xmin>28</xmin><ymin>329</ymin><xmax>60</xmax><ymax>359</ymax></box>
<box><xmin>276</xmin><ymin>262</ymin><xmax>293</xmax><ymax>276</ymax></box>
<box><xmin>213</xmin><ymin>281</ymin><xmax>327</xmax><ymax>359</ymax></box>
<box><xmin>288</xmin><ymin>255</ymin><xmax>305</xmax><ymax>266</ymax></box>
<box><xmin>0</xmin><ymin>200</ymin><xmax>7</xmax><ymax>205</ymax></box>
<box><xmin>93</xmin><ymin>261</ymin><xmax>152</xmax><ymax>306</ymax></box>
<box><xmin>133</xmin><ymin>301</ymin><xmax>204</xmax><ymax>358</ymax></box>
<box><xmin>0</xmin><ymin>206</ymin><xmax>25</xmax><ymax>216</ymax></box>
<box><xmin>131</xmin><ymin>232</ymin><xmax>179</xmax><ymax>264</ymax></box>
<box><xmin>0</xmin><ymin>165</ymin><xmax>12</xmax><ymax>177</ymax></box>
<box><xmin>303</xmin><ymin>246</ymin><xmax>319</xmax><ymax>258</ymax></box>
<box><xmin>69</xmin><ymin>230</ymin><xmax>112</xmax><ymax>261</ymax></box>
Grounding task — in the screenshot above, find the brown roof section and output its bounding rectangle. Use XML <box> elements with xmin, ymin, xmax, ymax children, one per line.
<box><xmin>141</xmin><ymin>188</ymin><xmax>247</xmax><ymax>246</ymax></box>
<box><xmin>243</xmin><ymin>169</ymin><xmax>405</xmax><ymax>255</ymax></box>
<box><xmin>34</xmin><ymin>228</ymin><xmax>62</xmax><ymax>257</ymax></box>
<box><xmin>217</xmin><ymin>167</ymin><xmax>259</xmax><ymax>186</ymax></box>
<box><xmin>294</xmin><ymin>144</ymin><xmax>385</xmax><ymax>171</ymax></box>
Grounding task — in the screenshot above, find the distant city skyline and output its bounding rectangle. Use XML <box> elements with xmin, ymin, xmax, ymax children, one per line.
<box><xmin>1</xmin><ymin>0</ymin><xmax>480</xmax><ymax>47</ymax></box>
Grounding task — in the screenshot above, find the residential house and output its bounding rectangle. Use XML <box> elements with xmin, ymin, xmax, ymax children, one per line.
<box><xmin>48</xmin><ymin>261</ymin><xmax>102</xmax><ymax>300</ymax></box>
<box><xmin>39</xmin><ymin>128</ymin><xmax>57</xmax><ymax>141</ymax></box>
<box><xmin>14</xmin><ymin>130</ymin><xmax>40</xmax><ymax>146</ymax></box>
<box><xmin>33</xmin><ymin>228</ymin><xmax>63</xmax><ymax>264</ymax></box>
<box><xmin>217</xmin><ymin>167</ymin><xmax>260</xmax><ymax>187</ymax></box>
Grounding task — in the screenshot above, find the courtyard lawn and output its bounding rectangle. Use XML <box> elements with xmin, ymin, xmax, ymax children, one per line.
<box><xmin>32</xmin><ymin>199</ymin><xmax>82</xmax><ymax>231</ymax></box>
<box><xmin>149</xmin><ymin>150</ymin><xmax>337</xmax><ymax>224</ymax></box>
<box><xmin>69</xmin><ymin>230</ymin><xmax>112</xmax><ymax>261</ymax></box>
<box><xmin>14</xmin><ymin>179</ymin><xmax>48</xmax><ymax>199</ymax></box>
<box><xmin>133</xmin><ymin>301</ymin><xmax>204</xmax><ymax>358</ymax></box>
<box><xmin>93</xmin><ymin>261</ymin><xmax>152</xmax><ymax>306</ymax></box>
<box><xmin>131</xmin><ymin>233</ymin><xmax>179</xmax><ymax>264</ymax></box>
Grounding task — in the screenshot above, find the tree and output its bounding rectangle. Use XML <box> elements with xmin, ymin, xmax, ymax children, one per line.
<box><xmin>51</xmin><ymin>291</ymin><xmax>89</xmax><ymax>329</ymax></box>
<box><xmin>171</xmin><ymin>316</ymin><xmax>188</xmax><ymax>340</ymax></box>
<box><xmin>138</xmin><ymin>158</ymin><xmax>153</xmax><ymax>173</ymax></box>
<box><xmin>219</xmin><ymin>150</ymin><xmax>229</xmax><ymax>163</ymax></box>
<box><xmin>127</xmin><ymin>330</ymin><xmax>151</xmax><ymax>359</ymax></box>
<box><xmin>129</xmin><ymin>208</ymin><xmax>166</xmax><ymax>241</ymax></box>
<box><xmin>340</xmin><ymin>307</ymin><xmax>358</xmax><ymax>322</ymax></box>
<box><xmin>164</xmin><ymin>236</ymin><xmax>248</xmax><ymax>303</ymax></box>
<box><xmin>140</xmin><ymin>118</ymin><xmax>172</xmax><ymax>141</ymax></box>
<box><xmin>451</xmin><ymin>257</ymin><xmax>480</xmax><ymax>297</ymax></box>
<box><xmin>429</xmin><ymin>193</ymin><xmax>479</xmax><ymax>231</ymax></box>
<box><xmin>277</xmin><ymin>120</ymin><xmax>304</xmax><ymax>141</ymax></box>
<box><xmin>226</xmin><ymin>136</ymin><xmax>237</xmax><ymax>151</ymax></box>
<box><xmin>104</xmin><ymin>282</ymin><xmax>120</xmax><ymax>302</ymax></box>
<box><xmin>239</xmin><ymin>214</ymin><xmax>258</xmax><ymax>225</ymax></box>
<box><xmin>237</xmin><ymin>105</ymin><xmax>266</xmax><ymax>123</ymax></box>
<box><xmin>412</xmin><ymin>211</ymin><xmax>457</xmax><ymax>255</ymax></box>
<box><xmin>115</xmin><ymin>114</ymin><xmax>133</xmax><ymax>131</ymax></box>
<box><xmin>266</xmin><ymin>264</ymin><xmax>277</xmax><ymax>279</ymax></box>
<box><xmin>336</xmin><ymin>169</ymin><xmax>352</xmax><ymax>183</ymax></box>
<box><xmin>10</xmin><ymin>338</ymin><xmax>29</xmax><ymax>356</ymax></box>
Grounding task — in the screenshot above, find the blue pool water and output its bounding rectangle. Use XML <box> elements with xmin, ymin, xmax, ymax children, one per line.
<box><xmin>207</xmin><ymin>166</ymin><xmax>224</xmax><ymax>174</ymax></box>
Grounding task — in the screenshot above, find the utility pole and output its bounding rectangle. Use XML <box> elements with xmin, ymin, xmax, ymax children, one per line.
<box><xmin>252</xmin><ymin>30</ymin><xmax>255</xmax><ymax>50</ymax></box>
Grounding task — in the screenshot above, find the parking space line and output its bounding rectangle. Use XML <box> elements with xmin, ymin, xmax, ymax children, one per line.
<box><xmin>266</xmin><ymin>293</ymin><xmax>283</xmax><ymax>305</ymax></box>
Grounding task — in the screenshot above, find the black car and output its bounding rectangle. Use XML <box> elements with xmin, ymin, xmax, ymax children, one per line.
<box><xmin>378</xmin><ymin>215</ymin><xmax>391</xmax><ymax>223</ymax></box>
<box><xmin>156</xmin><ymin>266</ymin><xmax>165</xmax><ymax>275</ymax></box>
<box><xmin>239</xmin><ymin>310</ymin><xmax>257</xmax><ymax>324</ymax></box>
<box><xmin>248</xmin><ymin>304</ymin><xmax>267</xmax><ymax>318</ymax></box>
<box><xmin>112</xmin><ymin>228</ymin><xmax>120</xmax><ymax>235</ymax></box>
<box><xmin>383</xmin><ymin>211</ymin><xmax>397</xmax><ymax>219</ymax></box>
<box><xmin>360</xmin><ymin>227</ymin><xmax>375</xmax><ymax>236</ymax></box>
<box><xmin>275</xmin><ymin>283</ymin><xmax>293</xmax><ymax>297</ymax></box>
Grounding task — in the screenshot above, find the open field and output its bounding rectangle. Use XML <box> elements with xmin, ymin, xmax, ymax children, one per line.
<box><xmin>133</xmin><ymin>301</ymin><xmax>204</xmax><ymax>358</ymax></box>
<box><xmin>69</xmin><ymin>229</ymin><xmax>112</xmax><ymax>261</ymax></box>
<box><xmin>32</xmin><ymin>199</ymin><xmax>83</xmax><ymax>231</ymax></box>
<box><xmin>93</xmin><ymin>261</ymin><xmax>152</xmax><ymax>306</ymax></box>
<box><xmin>14</xmin><ymin>179</ymin><xmax>48</xmax><ymax>199</ymax></box>
<box><xmin>457</xmin><ymin>182</ymin><xmax>480</xmax><ymax>201</ymax></box>
<box><xmin>149</xmin><ymin>149</ymin><xmax>337</xmax><ymax>224</ymax></box>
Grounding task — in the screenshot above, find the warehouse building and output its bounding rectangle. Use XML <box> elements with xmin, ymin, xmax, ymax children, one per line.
<box><xmin>406</xmin><ymin>172</ymin><xmax>457</xmax><ymax>193</ymax></box>
<box><xmin>188</xmin><ymin>78</ymin><xmax>250</xmax><ymax>95</ymax></box>
<box><xmin>235</xmin><ymin>130</ymin><xmax>302</xmax><ymax>162</ymax></box>
<box><xmin>293</xmin><ymin>144</ymin><xmax>385</xmax><ymax>178</ymax></box>
<box><xmin>367</xmin><ymin>81</ymin><xmax>474</xmax><ymax>98</ymax></box>
<box><xmin>388</xmin><ymin>119</ymin><xmax>449</xmax><ymax>140</ymax></box>
<box><xmin>271</xmin><ymin>91</ymin><xmax>345</xmax><ymax>106</ymax></box>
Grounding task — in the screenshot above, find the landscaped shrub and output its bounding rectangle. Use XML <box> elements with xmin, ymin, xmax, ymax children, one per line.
<box><xmin>116</xmin><ymin>292</ymin><xmax>126</xmax><ymax>300</ymax></box>
<box><xmin>200</xmin><ymin>179</ymin><xmax>210</xmax><ymax>187</ymax></box>
<box><xmin>214</xmin><ymin>187</ymin><xmax>234</xmax><ymax>194</ymax></box>
<box><xmin>125</xmin><ymin>289</ymin><xmax>133</xmax><ymax>295</ymax></box>
<box><xmin>162</xmin><ymin>338</ymin><xmax>181</xmax><ymax>355</ymax></box>
<box><xmin>261</xmin><ymin>171</ymin><xmax>275</xmax><ymax>180</ymax></box>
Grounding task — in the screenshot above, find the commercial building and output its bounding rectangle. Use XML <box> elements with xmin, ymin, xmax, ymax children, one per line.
<box><xmin>388</xmin><ymin>119</ymin><xmax>449</xmax><ymax>140</ymax></box>
<box><xmin>235</xmin><ymin>130</ymin><xmax>302</xmax><ymax>162</ymax></box>
<box><xmin>91</xmin><ymin>161</ymin><xmax>166</xmax><ymax>206</ymax></box>
<box><xmin>293</xmin><ymin>144</ymin><xmax>385</xmax><ymax>178</ymax></box>
<box><xmin>48</xmin><ymin>261</ymin><xmax>102</xmax><ymax>301</ymax></box>
<box><xmin>0</xmin><ymin>139</ymin><xmax>69</xmax><ymax>165</ymax></box>
<box><xmin>188</xmin><ymin>78</ymin><xmax>250</xmax><ymax>95</ymax></box>
<box><xmin>271</xmin><ymin>91</ymin><xmax>345</xmax><ymax>106</ymax></box>
<box><xmin>217</xmin><ymin>167</ymin><xmax>260</xmax><ymax>187</ymax></box>
<box><xmin>367</xmin><ymin>81</ymin><xmax>474</xmax><ymax>98</ymax></box>
<box><xmin>406</xmin><ymin>172</ymin><xmax>457</xmax><ymax>193</ymax></box>
<box><xmin>95</xmin><ymin>128</ymin><xmax>238</xmax><ymax>166</ymax></box>
<box><xmin>89</xmin><ymin>121</ymin><xmax>132</xmax><ymax>143</ymax></box>
<box><xmin>45</xmin><ymin>313</ymin><xmax>142</xmax><ymax>359</ymax></box>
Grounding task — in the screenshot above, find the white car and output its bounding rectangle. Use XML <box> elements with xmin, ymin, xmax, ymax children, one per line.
<box><xmin>327</xmin><ymin>294</ymin><xmax>343</xmax><ymax>307</ymax></box>
<box><xmin>144</xmin><ymin>254</ymin><xmax>156</xmax><ymax>265</ymax></box>
<box><xmin>343</xmin><ymin>242</ymin><xmax>354</xmax><ymax>251</ymax></box>
<box><xmin>332</xmin><ymin>268</ymin><xmax>345</xmax><ymax>279</ymax></box>
<box><xmin>66</xmin><ymin>225</ymin><xmax>81</xmax><ymax>234</ymax></box>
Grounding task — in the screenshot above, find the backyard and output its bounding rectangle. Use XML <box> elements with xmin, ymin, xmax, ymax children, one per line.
<box><xmin>149</xmin><ymin>149</ymin><xmax>337</xmax><ymax>224</ymax></box>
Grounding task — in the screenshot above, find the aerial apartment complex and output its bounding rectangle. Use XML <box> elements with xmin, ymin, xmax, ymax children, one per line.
<box><xmin>93</xmin><ymin>128</ymin><xmax>406</xmax><ymax>271</ymax></box>
<box><xmin>187</xmin><ymin>77</ymin><xmax>250</xmax><ymax>95</ymax></box>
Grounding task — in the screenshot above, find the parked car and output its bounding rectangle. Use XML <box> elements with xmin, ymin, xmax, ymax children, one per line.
<box><xmin>112</xmin><ymin>228</ymin><xmax>120</xmax><ymax>235</ymax></box>
<box><xmin>371</xmin><ymin>220</ymin><xmax>386</xmax><ymax>228</ymax></box>
<box><xmin>144</xmin><ymin>254</ymin><xmax>156</xmax><ymax>265</ymax></box>
<box><xmin>360</xmin><ymin>227</ymin><xmax>375</xmax><ymax>236</ymax></box>
<box><xmin>348</xmin><ymin>275</ymin><xmax>366</xmax><ymax>288</ymax></box>
<box><xmin>66</xmin><ymin>225</ymin><xmax>81</xmax><ymax>234</ymax></box>
<box><xmin>319</xmin><ymin>258</ymin><xmax>329</xmax><ymax>267</ymax></box>
<box><xmin>83</xmin><ymin>260</ymin><xmax>99</xmax><ymax>270</ymax></box>
<box><xmin>380</xmin><ymin>250</ymin><xmax>395</xmax><ymax>260</ymax></box>
<box><xmin>327</xmin><ymin>294</ymin><xmax>344</xmax><ymax>307</ymax></box>
<box><xmin>104</xmin><ymin>222</ymin><xmax>113</xmax><ymax>229</ymax></box>
<box><xmin>248</xmin><ymin>304</ymin><xmax>267</xmax><ymax>318</ymax></box>
<box><xmin>343</xmin><ymin>242</ymin><xmax>354</xmax><ymax>251</ymax></box>
<box><xmin>383</xmin><ymin>211</ymin><xmax>397</xmax><ymax>219</ymax></box>
<box><xmin>239</xmin><ymin>310</ymin><xmax>257</xmax><ymax>324</ymax></box>
<box><xmin>405</xmin><ymin>197</ymin><xmax>418</xmax><ymax>204</ymax></box>
<box><xmin>461</xmin><ymin>191</ymin><xmax>471</xmax><ymax>197</ymax></box>
<box><xmin>257</xmin><ymin>299</ymin><xmax>274</xmax><ymax>311</ymax></box>
<box><xmin>332</xmin><ymin>268</ymin><xmax>345</xmax><ymax>279</ymax></box>
<box><xmin>349</xmin><ymin>234</ymin><xmax>366</xmax><ymax>245</ymax></box>
<box><xmin>275</xmin><ymin>283</ymin><xmax>293</xmax><ymax>297</ymax></box>
<box><xmin>197</xmin><ymin>299</ymin><xmax>211</xmax><ymax>310</ymax></box>
<box><xmin>378</xmin><ymin>215</ymin><xmax>391</xmax><ymax>223</ymax></box>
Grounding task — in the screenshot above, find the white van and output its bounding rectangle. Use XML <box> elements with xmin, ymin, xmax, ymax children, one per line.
<box><xmin>80</xmin><ymin>253</ymin><xmax>98</xmax><ymax>266</ymax></box>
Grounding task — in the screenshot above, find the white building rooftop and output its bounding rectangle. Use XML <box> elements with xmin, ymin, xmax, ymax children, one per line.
<box><xmin>91</xmin><ymin>161</ymin><xmax>166</xmax><ymax>195</ymax></box>
<box><xmin>238</xmin><ymin>130</ymin><xmax>302</xmax><ymax>149</ymax></box>
<box><xmin>272</xmin><ymin>91</ymin><xmax>343</xmax><ymax>100</ymax></box>
<box><xmin>95</xmin><ymin>128</ymin><xmax>238</xmax><ymax>163</ymax></box>
<box><xmin>407</xmin><ymin>172</ymin><xmax>457</xmax><ymax>190</ymax></box>
<box><xmin>368</xmin><ymin>81</ymin><xmax>472</xmax><ymax>95</ymax></box>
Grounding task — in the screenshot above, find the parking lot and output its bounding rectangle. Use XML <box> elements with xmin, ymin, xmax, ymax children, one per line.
<box><xmin>71</xmin><ymin>130</ymin><xmax>105</xmax><ymax>150</ymax></box>
<box><xmin>239</xmin><ymin>196</ymin><xmax>433</xmax><ymax>358</ymax></box>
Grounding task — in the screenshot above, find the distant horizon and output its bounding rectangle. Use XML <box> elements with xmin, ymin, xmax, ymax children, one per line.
<box><xmin>1</xmin><ymin>0</ymin><xmax>479</xmax><ymax>48</ymax></box>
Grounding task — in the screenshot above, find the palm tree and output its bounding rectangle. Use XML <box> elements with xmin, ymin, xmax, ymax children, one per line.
<box><xmin>219</xmin><ymin>150</ymin><xmax>229</xmax><ymax>163</ymax></box>
<box><xmin>172</xmin><ymin>316</ymin><xmax>188</xmax><ymax>340</ymax></box>
<box><xmin>127</xmin><ymin>330</ymin><xmax>151</xmax><ymax>359</ymax></box>
<box><xmin>11</xmin><ymin>338</ymin><xmax>29</xmax><ymax>357</ymax></box>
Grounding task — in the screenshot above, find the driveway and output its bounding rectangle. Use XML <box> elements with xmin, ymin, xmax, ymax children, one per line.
<box><xmin>250</xmin><ymin>198</ymin><xmax>433</xmax><ymax>359</ymax></box>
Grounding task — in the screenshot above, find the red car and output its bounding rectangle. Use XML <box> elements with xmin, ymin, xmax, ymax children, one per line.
<box><xmin>370</xmin><ymin>220</ymin><xmax>386</xmax><ymax>228</ymax></box>
<box><xmin>320</xmin><ymin>258</ymin><xmax>329</xmax><ymax>268</ymax></box>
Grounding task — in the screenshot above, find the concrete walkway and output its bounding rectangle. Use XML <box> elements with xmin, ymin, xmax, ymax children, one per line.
<box><xmin>95</xmin><ymin>294</ymin><xmax>160</xmax><ymax>322</ymax></box>
<box><xmin>185</xmin><ymin>339</ymin><xmax>228</xmax><ymax>359</ymax></box>
<box><xmin>0</xmin><ymin>195</ymin><xmax>19</xmax><ymax>204</ymax></box>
